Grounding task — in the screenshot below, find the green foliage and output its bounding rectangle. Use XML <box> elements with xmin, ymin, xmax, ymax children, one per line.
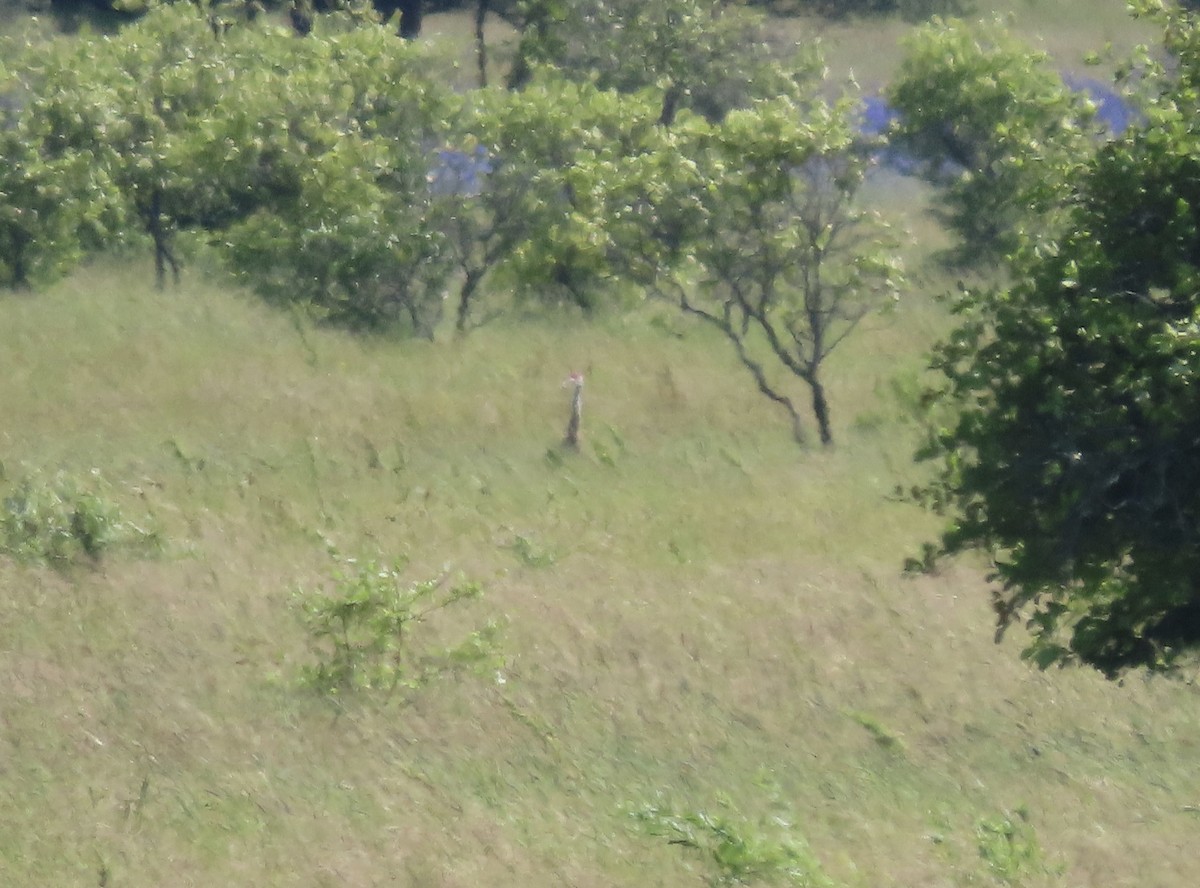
<box><xmin>0</xmin><ymin>124</ymin><xmax>99</xmax><ymax>289</ymax></box>
<box><xmin>504</xmin><ymin>0</ymin><xmax>814</xmax><ymax>124</ymax></box>
<box><xmin>447</xmin><ymin>73</ymin><xmax>663</xmax><ymax>325</ymax></box>
<box><xmin>0</xmin><ymin>468</ymin><xmax>160</xmax><ymax>564</ymax></box>
<box><xmin>633</xmin><ymin>799</ymin><xmax>836</xmax><ymax>887</ymax></box>
<box><xmin>23</xmin><ymin>5</ymin><xmax>253</xmax><ymax>285</ymax></box>
<box><xmin>5</xmin><ymin>0</ymin><xmax>895</xmax><ymax>363</ymax></box>
<box><xmin>975</xmin><ymin>807</ymin><xmax>1059</xmax><ymax>885</ymax></box>
<box><xmin>648</xmin><ymin>94</ymin><xmax>902</xmax><ymax>445</ymax></box>
<box><xmin>0</xmin><ymin>37</ymin><xmax>124</xmax><ymax>287</ymax></box>
<box><xmin>6</xmin><ymin>5</ymin><xmax>459</xmax><ymax>323</ymax></box>
<box><xmin>506</xmin><ymin>533</ymin><xmax>556</xmax><ymax>568</ymax></box>
<box><xmin>295</xmin><ymin>548</ymin><xmax>501</xmax><ymax>696</ymax></box>
<box><xmin>887</xmin><ymin>18</ymin><xmax>1096</xmax><ymax>265</ymax></box>
<box><xmin>4</xmin><ymin>4</ymin><xmax>306</xmax><ymax>287</ymax></box>
<box><xmin>219</xmin><ymin>18</ymin><xmax>461</xmax><ymax>334</ymax></box>
<box><xmin>915</xmin><ymin>6</ymin><xmax>1200</xmax><ymax>676</ymax></box>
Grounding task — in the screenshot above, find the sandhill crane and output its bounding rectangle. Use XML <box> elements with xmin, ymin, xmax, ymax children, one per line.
<box><xmin>563</xmin><ymin>372</ymin><xmax>584</xmax><ymax>450</ymax></box>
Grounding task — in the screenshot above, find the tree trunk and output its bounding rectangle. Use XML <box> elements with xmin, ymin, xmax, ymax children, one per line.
<box><xmin>456</xmin><ymin>267</ymin><xmax>485</xmax><ymax>333</ymax></box>
<box><xmin>289</xmin><ymin>0</ymin><xmax>313</xmax><ymax>36</ymax></box>
<box><xmin>506</xmin><ymin>2</ymin><xmax>553</xmax><ymax>89</ymax></box>
<box><xmin>148</xmin><ymin>188</ymin><xmax>179</xmax><ymax>289</ymax></box>
<box><xmin>398</xmin><ymin>0</ymin><xmax>422</xmax><ymax>39</ymax></box>
<box><xmin>679</xmin><ymin>297</ymin><xmax>808</xmax><ymax>446</ymax></box>
<box><xmin>7</xmin><ymin>232</ymin><xmax>30</xmax><ymax>289</ymax></box>
<box><xmin>474</xmin><ymin>0</ymin><xmax>490</xmax><ymax>88</ymax></box>
<box><xmin>808</xmin><ymin>373</ymin><xmax>833</xmax><ymax>446</ymax></box>
<box><xmin>658</xmin><ymin>83</ymin><xmax>682</xmax><ymax>127</ymax></box>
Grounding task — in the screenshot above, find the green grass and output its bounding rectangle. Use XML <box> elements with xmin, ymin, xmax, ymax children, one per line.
<box><xmin>773</xmin><ymin>0</ymin><xmax>1161</xmax><ymax>90</ymax></box>
<box><xmin>2</xmin><ymin>251</ymin><xmax>1198</xmax><ymax>887</ymax></box>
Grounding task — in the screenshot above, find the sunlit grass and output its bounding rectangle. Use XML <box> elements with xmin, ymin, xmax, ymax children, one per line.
<box><xmin>772</xmin><ymin>0</ymin><xmax>1161</xmax><ymax>90</ymax></box>
<box><xmin>3</xmin><ymin>248</ymin><xmax>1198</xmax><ymax>887</ymax></box>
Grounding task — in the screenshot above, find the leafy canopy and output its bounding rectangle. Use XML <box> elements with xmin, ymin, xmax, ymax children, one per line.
<box><xmin>504</xmin><ymin>0</ymin><xmax>814</xmax><ymax>124</ymax></box>
<box><xmin>886</xmin><ymin>17</ymin><xmax>1097</xmax><ymax>266</ymax></box>
<box><xmin>916</xmin><ymin>2</ymin><xmax>1200</xmax><ymax>677</ymax></box>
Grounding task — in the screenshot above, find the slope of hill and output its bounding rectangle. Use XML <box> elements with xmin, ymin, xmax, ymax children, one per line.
<box><xmin>2</xmin><ymin>252</ymin><xmax>1197</xmax><ymax>887</ymax></box>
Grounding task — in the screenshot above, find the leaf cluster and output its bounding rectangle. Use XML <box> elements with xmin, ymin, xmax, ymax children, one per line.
<box><xmin>504</xmin><ymin>0</ymin><xmax>815</xmax><ymax>124</ymax></box>
<box><xmin>886</xmin><ymin>18</ymin><xmax>1098</xmax><ymax>265</ymax></box>
<box><xmin>0</xmin><ymin>467</ymin><xmax>161</xmax><ymax>565</ymax></box>
<box><xmin>295</xmin><ymin>550</ymin><xmax>501</xmax><ymax>697</ymax></box>
<box><xmin>915</xmin><ymin>5</ymin><xmax>1200</xmax><ymax>676</ymax></box>
<box><xmin>633</xmin><ymin>800</ymin><xmax>836</xmax><ymax>887</ymax></box>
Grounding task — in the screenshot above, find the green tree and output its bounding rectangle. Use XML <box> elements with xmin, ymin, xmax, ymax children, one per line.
<box><xmin>60</xmin><ymin>5</ymin><xmax>236</xmax><ymax>286</ymax></box>
<box><xmin>503</xmin><ymin>0</ymin><xmax>808</xmax><ymax>124</ymax></box>
<box><xmin>8</xmin><ymin>4</ymin><xmax>300</xmax><ymax>287</ymax></box>
<box><xmin>914</xmin><ymin>3</ymin><xmax>1200</xmax><ymax>676</ymax></box>
<box><xmin>0</xmin><ymin>38</ymin><xmax>126</xmax><ymax>287</ymax></box>
<box><xmin>642</xmin><ymin>96</ymin><xmax>901</xmax><ymax>446</ymax></box>
<box><xmin>219</xmin><ymin>15</ymin><xmax>459</xmax><ymax>334</ymax></box>
<box><xmin>0</xmin><ymin>102</ymin><xmax>118</xmax><ymax>289</ymax></box>
<box><xmin>444</xmin><ymin>73</ymin><xmax>665</xmax><ymax>329</ymax></box>
<box><xmin>886</xmin><ymin>18</ymin><xmax>1096</xmax><ymax>265</ymax></box>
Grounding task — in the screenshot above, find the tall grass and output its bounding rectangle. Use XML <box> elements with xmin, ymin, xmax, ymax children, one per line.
<box><xmin>2</xmin><ymin>254</ymin><xmax>1197</xmax><ymax>888</ymax></box>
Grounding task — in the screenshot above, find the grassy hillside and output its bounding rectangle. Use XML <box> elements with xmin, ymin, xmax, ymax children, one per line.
<box><xmin>2</xmin><ymin>251</ymin><xmax>1198</xmax><ymax>887</ymax></box>
<box><xmin>3</xmin><ymin>2</ymin><xmax>1199</xmax><ymax>887</ymax></box>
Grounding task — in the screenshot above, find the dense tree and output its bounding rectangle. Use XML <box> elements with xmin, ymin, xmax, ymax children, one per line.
<box><xmin>218</xmin><ymin>17</ymin><xmax>459</xmax><ymax>333</ymax></box>
<box><xmin>887</xmin><ymin>18</ymin><xmax>1097</xmax><ymax>266</ymax></box>
<box><xmin>503</xmin><ymin>0</ymin><xmax>809</xmax><ymax>124</ymax></box>
<box><xmin>0</xmin><ymin>55</ymin><xmax>123</xmax><ymax>288</ymax></box>
<box><xmin>442</xmin><ymin>76</ymin><xmax>663</xmax><ymax>330</ymax></box>
<box><xmin>5</xmin><ymin>4</ymin><xmax>299</xmax><ymax>287</ymax></box>
<box><xmin>5</xmin><ymin>3</ymin><xmax>451</xmax><ymax>315</ymax></box>
<box><xmin>5</xmin><ymin>0</ymin><xmax>901</xmax><ymax>388</ymax></box>
<box><xmin>914</xmin><ymin>2</ymin><xmax>1200</xmax><ymax>676</ymax></box>
<box><xmin>90</xmin><ymin>7</ymin><xmax>244</xmax><ymax>285</ymax></box>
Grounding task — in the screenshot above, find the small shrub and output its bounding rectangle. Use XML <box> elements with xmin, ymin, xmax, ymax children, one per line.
<box><xmin>507</xmin><ymin>534</ymin><xmax>557</xmax><ymax>569</ymax></box>
<box><xmin>0</xmin><ymin>469</ymin><xmax>160</xmax><ymax>565</ymax></box>
<box><xmin>633</xmin><ymin>800</ymin><xmax>836</xmax><ymax>887</ymax></box>
<box><xmin>848</xmin><ymin>710</ymin><xmax>906</xmax><ymax>751</ymax></box>
<box><xmin>294</xmin><ymin>550</ymin><xmax>502</xmax><ymax>698</ymax></box>
<box><xmin>976</xmin><ymin>807</ymin><xmax>1060</xmax><ymax>885</ymax></box>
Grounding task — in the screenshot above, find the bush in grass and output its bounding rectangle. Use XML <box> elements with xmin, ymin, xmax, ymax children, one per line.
<box><xmin>0</xmin><ymin>468</ymin><xmax>160</xmax><ymax>564</ymax></box>
<box><xmin>294</xmin><ymin>549</ymin><xmax>501</xmax><ymax>697</ymax></box>
<box><xmin>633</xmin><ymin>800</ymin><xmax>836</xmax><ymax>887</ymax></box>
<box><xmin>976</xmin><ymin>807</ymin><xmax>1061</xmax><ymax>885</ymax></box>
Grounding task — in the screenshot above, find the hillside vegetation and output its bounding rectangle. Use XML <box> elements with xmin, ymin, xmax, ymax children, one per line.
<box><xmin>2</xmin><ymin>2</ymin><xmax>1199</xmax><ymax>887</ymax></box>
